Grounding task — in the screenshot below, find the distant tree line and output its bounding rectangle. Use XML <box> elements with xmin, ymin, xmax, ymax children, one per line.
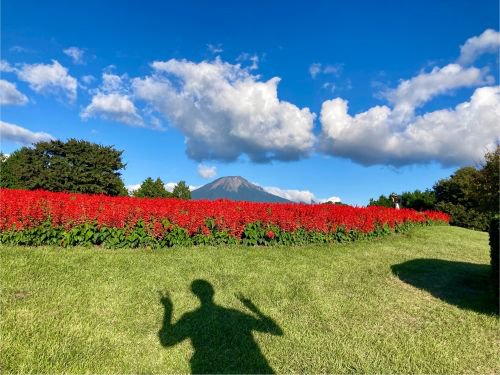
<box><xmin>369</xmin><ymin>147</ymin><xmax>499</xmax><ymax>231</ymax></box>
<box><xmin>0</xmin><ymin>139</ymin><xmax>191</xmax><ymax>199</ymax></box>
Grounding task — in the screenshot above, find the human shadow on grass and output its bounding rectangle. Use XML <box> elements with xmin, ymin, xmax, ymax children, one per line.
<box><xmin>158</xmin><ymin>280</ymin><xmax>283</xmax><ymax>374</ymax></box>
<box><xmin>392</xmin><ymin>259</ymin><xmax>498</xmax><ymax>315</ymax></box>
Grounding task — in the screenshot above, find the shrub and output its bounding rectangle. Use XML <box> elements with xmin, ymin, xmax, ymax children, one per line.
<box><xmin>489</xmin><ymin>216</ymin><xmax>499</xmax><ymax>297</ymax></box>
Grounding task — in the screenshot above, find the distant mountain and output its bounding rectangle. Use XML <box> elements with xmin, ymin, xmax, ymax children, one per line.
<box><xmin>192</xmin><ymin>176</ymin><xmax>291</xmax><ymax>203</ymax></box>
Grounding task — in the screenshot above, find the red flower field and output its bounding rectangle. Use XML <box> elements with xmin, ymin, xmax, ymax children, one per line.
<box><xmin>0</xmin><ymin>188</ymin><xmax>449</xmax><ymax>244</ymax></box>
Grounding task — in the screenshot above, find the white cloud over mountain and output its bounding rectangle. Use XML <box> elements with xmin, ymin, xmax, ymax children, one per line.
<box><xmin>198</xmin><ymin>164</ymin><xmax>217</xmax><ymax>179</ymax></box>
<box><xmin>132</xmin><ymin>58</ymin><xmax>315</xmax><ymax>162</ymax></box>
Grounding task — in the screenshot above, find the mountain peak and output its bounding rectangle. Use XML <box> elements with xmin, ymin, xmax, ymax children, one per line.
<box><xmin>192</xmin><ymin>176</ymin><xmax>290</xmax><ymax>203</ymax></box>
<box><xmin>209</xmin><ymin>176</ymin><xmax>258</xmax><ymax>192</ymax></box>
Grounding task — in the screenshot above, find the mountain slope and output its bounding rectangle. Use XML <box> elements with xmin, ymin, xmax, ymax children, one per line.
<box><xmin>192</xmin><ymin>176</ymin><xmax>291</xmax><ymax>203</ymax></box>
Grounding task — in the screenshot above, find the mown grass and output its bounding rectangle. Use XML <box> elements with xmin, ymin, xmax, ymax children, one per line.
<box><xmin>1</xmin><ymin>226</ymin><xmax>498</xmax><ymax>374</ymax></box>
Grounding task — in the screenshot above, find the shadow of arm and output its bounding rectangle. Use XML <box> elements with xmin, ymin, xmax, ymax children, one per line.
<box><xmin>237</xmin><ymin>294</ymin><xmax>283</xmax><ymax>336</ymax></box>
<box><xmin>158</xmin><ymin>293</ymin><xmax>189</xmax><ymax>346</ymax></box>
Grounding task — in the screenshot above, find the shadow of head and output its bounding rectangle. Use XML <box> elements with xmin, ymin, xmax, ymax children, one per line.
<box><xmin>392</xmin><ymin>258</ymin><xmax>498</xmax><ymax>315</ymax></box>
<box><xmin>191</xmin><ymin>279</ymin><xmax>214</xmax><ymax>305</ymax></box>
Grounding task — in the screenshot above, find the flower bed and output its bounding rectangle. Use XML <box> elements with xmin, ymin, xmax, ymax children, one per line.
<box><xmin>0</xmin><ymin>189</ymin><xmax>449</xmax><ymax>248</ymax></box>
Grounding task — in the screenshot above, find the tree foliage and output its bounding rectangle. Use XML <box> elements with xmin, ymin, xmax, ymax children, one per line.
<box><xmin>133</xmin><ymin>177</ymin><xmax>171</xmax><ymax>198</ymax></box>
<box><xmin>172</xmin><ymin>180</ymin><xmax>191</xmax><ymax>200</ymax></box>
<box><xmin>367</xmin><ymin>146</ymin><xmax>499</xmax><ymax>231</ymax></box>
<box><xmin>0</xmin><ymin>139</ymin><xmax>127</xmax><ymax>196</ymax></box>
<box><xmin>368</xmin><ymin>195</ymin><xmax>393</xmax><ymax>208</ymax></box>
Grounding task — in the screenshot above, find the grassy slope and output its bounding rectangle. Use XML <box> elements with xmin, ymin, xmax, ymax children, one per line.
<box><xmin>0</xmin><ymin>226</ymin><xmax>498</xmax><ymax>374</ymax></box>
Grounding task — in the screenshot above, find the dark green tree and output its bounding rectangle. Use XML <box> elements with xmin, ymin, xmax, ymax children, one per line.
<box><xmin>368</xmin><ymin>194</ymin><xmax>393</xmax><ymax>208</ymax></box>
<box><xmin>400</xmin><ymin>189</ymin><xmax>436</xmax><ymax>211</ymax></box>
<box><xmin>474</xmin><ymin>146</ymin><xmax>499</xmax><ymax>214</ymax></box>
<box><xmin>0</xmin><ymin>139</ymin><xmax>127</xmax><ymax>196</ymax></box>
<box><xmin>134</xmin><ymin>177</ymin><xmax>171</xmax><ymax>198</ymax></box>
<box><xmin>172</xmin><ymin>180</ymin><xmax>191</xmax><ymax>200</ymax></box>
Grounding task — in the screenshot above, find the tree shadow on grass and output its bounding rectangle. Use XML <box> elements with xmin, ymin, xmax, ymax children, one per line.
<box><xmin>158</xmin><ymin>280</ymin><xmax>283</xmax><ymax>374</ymax></box>
<box><xmin>392</xmin><ymin>259</ymin><xmax>498</xmax><ymax>315</ymax></box>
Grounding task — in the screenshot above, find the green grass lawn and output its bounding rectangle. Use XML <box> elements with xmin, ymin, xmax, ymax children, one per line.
<box><xmin>1</xmin><ymin>226</ymin><xmax>498</xmax><ymax>374</ymax></box>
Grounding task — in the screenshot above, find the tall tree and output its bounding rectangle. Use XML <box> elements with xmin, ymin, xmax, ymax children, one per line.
<box><xmin>134</xmin><ymin>177</ymin><xmax>171</xmax><ymax>198</ymax></box>
<box><xmin>0</xmin><ymin>139</ymin><xmax>127</xmax><ymax>196</ymax></box>
<box><xmin>474</xmin><ymin>146</ymin><xmax>499</xmax><ymax>214</ymax></box>
<box><xmin>172</xmin><ymin>180</ymin><xmax>191</xmax><ymax>200</ymax></box>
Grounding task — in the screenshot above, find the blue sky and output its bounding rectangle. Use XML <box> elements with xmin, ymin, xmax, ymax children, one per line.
<box><xmin>1</xmin><ymin>0</ymin><xmax>499</xmax><ymax>204</ymax></box>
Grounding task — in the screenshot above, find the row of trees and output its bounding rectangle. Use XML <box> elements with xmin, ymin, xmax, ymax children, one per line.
<box><xmin>0</xmin><ymin>139</ymin><xmax>191</xmax><ymax>199</ymax></box>
<box><xmin>133</xmin><ymin>177</ymin><xmax>191</xmax><ymax>199</ymax></box>
<box><xmin>369</xmin><ymin>147</ymin><xmax>499</xmax><ymax>231</ymax></box>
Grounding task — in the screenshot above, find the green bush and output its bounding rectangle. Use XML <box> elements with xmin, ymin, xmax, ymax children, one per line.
<box><xmin>434</xmin><ymin>202</ymin><xmax>490</xmax><ymax>231</ymax></box>
<box><xmin>0</xmin><ymin>219</ymin><xmax>445</xmax><ymax>249</ymax></box>
<box><xmin>489</xmin><ymin>216</ymin><xmax>499</xmax><ymax>297</ymax></box>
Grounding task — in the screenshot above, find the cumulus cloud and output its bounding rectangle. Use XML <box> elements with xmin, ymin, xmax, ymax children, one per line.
<box><xmin>63</xmin><ymin>46</ymin><xmax>86</xmax><ymax>64</ymax></box>
<box><xmin>81</xmin><ymin>72</ymin><xmax>144</xmax><ymax>126</ymax></box>
<box><xmin>320</xmin><ymin>29</ymin><xmax>500</xmax><ymax>167</ymax></box>
<box><xmin>320</xmin><ymin>86</ymin><xmax>500</xmax><ymax>167</ymax></box>
<box><xmin>458</xmin><ymin>29</ymin><xmax>500</xmax><ymax>66</ymax></box>
<box><xmin>0</xmin><ymin>120</ymin><xmax>54</xmax><ymax>145</ymax></box>
<box><xmin>258</xmin><ymin>184</ymin><xmax>341</xmax><ymax>204</ymax></box>
<box><xmin>197</xmin><ymin>164</ymin><xmax>217</xmax><ymax>179</ymax></box>
<box><xmin>383</xmin><ymin>63</ymin><xmax>492</xmax><ymax>122</ymax></box>
<box><xmin>0</xmin><ymin>79</ymin><xmax>28</xmax><ymax>105</ymax></box>
<box><xmin>81</xmin><ymin>93</ymin><xmax>143</xmax><ymax>126</ymax></box>
<box><xmin>318</xmin><ymin>196</ymin><xmax>342</xmax><ymax>204</ymax></box>
<box><xmin>16</xmin><ymin>60</ymin><xmax>77</xmax><ymax>102</ymax></box>
<box><xmin>133</xmin><ymin>58</ymin><xmax>315</xmax><ymax>162</ymax></box>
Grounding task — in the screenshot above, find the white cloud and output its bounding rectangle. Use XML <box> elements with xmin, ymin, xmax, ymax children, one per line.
<box><xmin>320</xmin><ymin>86</ymin><xmax>500</xmax><ymax>167</ymax></box>
<box><xmin>383</xmin><ymin>63</ymin><xmax>492</xmax><ymax>122</ymax></box>
<box><xmin>207</xmin><ymin>43</ymin><xmax>223</xmax><ymax>54</ymax></box>
<box><xmin>16</xmin><ymin>60</ymin><xmax>77</xmax><ymax>102</ymax></box>
<box><xmin>236</xmin><ymin>53</ymin><xmax>259</xmax><ymax>70</ymax></box>
<box><xmin>318</xmin><ymin>196</ymin><xmax>342</xmax><ymax>204</ymax></box>
<box><xmin>81</xmin><ymin>75</ymin><xmax>95</xmax><ymax>85</ymax></box>
<box><xmin>258</xmin><ymin>184</ymin><xmax>341</xmax><ymax>204</ymax></box>
<box><xmin>81</xmin><ymin>72</ymin><xmax>145</xmax><ymax>126</ymax></box>
<box><xmin>320</xmin><ymin>31</ymin><xmax>500</xmax><ymax>169</ymax></box>
<box><xmin>165</xmin><ymin>182</ymin><xmax>199</xmax><ymax>192</ymax></box>
<box><xmin>197</xmin><ymin>164</ymin><xmax>217</xmax><ymax>179</ymax></box>
<box><xmin>262</xmin><ymin>185</ymin><xmax>316</xmax><ymax>203</ymax></box>
<box><xmin>126</xmin><ymin>184</ymin><xmax>141</xmax><ymax>194</ymax></box>
<box><xmin>309</xmin><ymin>63</ymin><xmax>342</xmax><ymax>79</ymax></box>
<box><xmin>0</xmin><ymin>79</ymin><xmax>28</xmax><ymax>105</ymax></box>
<box><xmin>81</xmin><ymin>93</ymin><xmax>143</xmax><ymax>126</ymax></box>
<box><xmin>309</xmin><ymin>63</ymin><xmax>321</xmax><ymax>79</ymax></box>
<box><xmin>0</xmin><ymin>60</ymin><xmax>15</xmax><ymax>72</ymax></box>
<box><xmin>0</xmin><ymin>120</ymin><xmax>54</xmax><ymax>145</ymax></box>
<box><xmin>63</xmin><ymin>46</ymin><xmax>86</xmax><ymax>64</ymax></box>
<box><xmin>100</xmin><ymin>72</ymin><xmax>127</xmax><ymax>93</ymax></box>
<box><xmin>133</xmin><ymin>58</ymin><xmax>315</xmax><ymax>162</ymax></box>
<box><xmin>458</xmin><ymin>29</ymin><xmax>500</xmax><ymax>66</ymax></box>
